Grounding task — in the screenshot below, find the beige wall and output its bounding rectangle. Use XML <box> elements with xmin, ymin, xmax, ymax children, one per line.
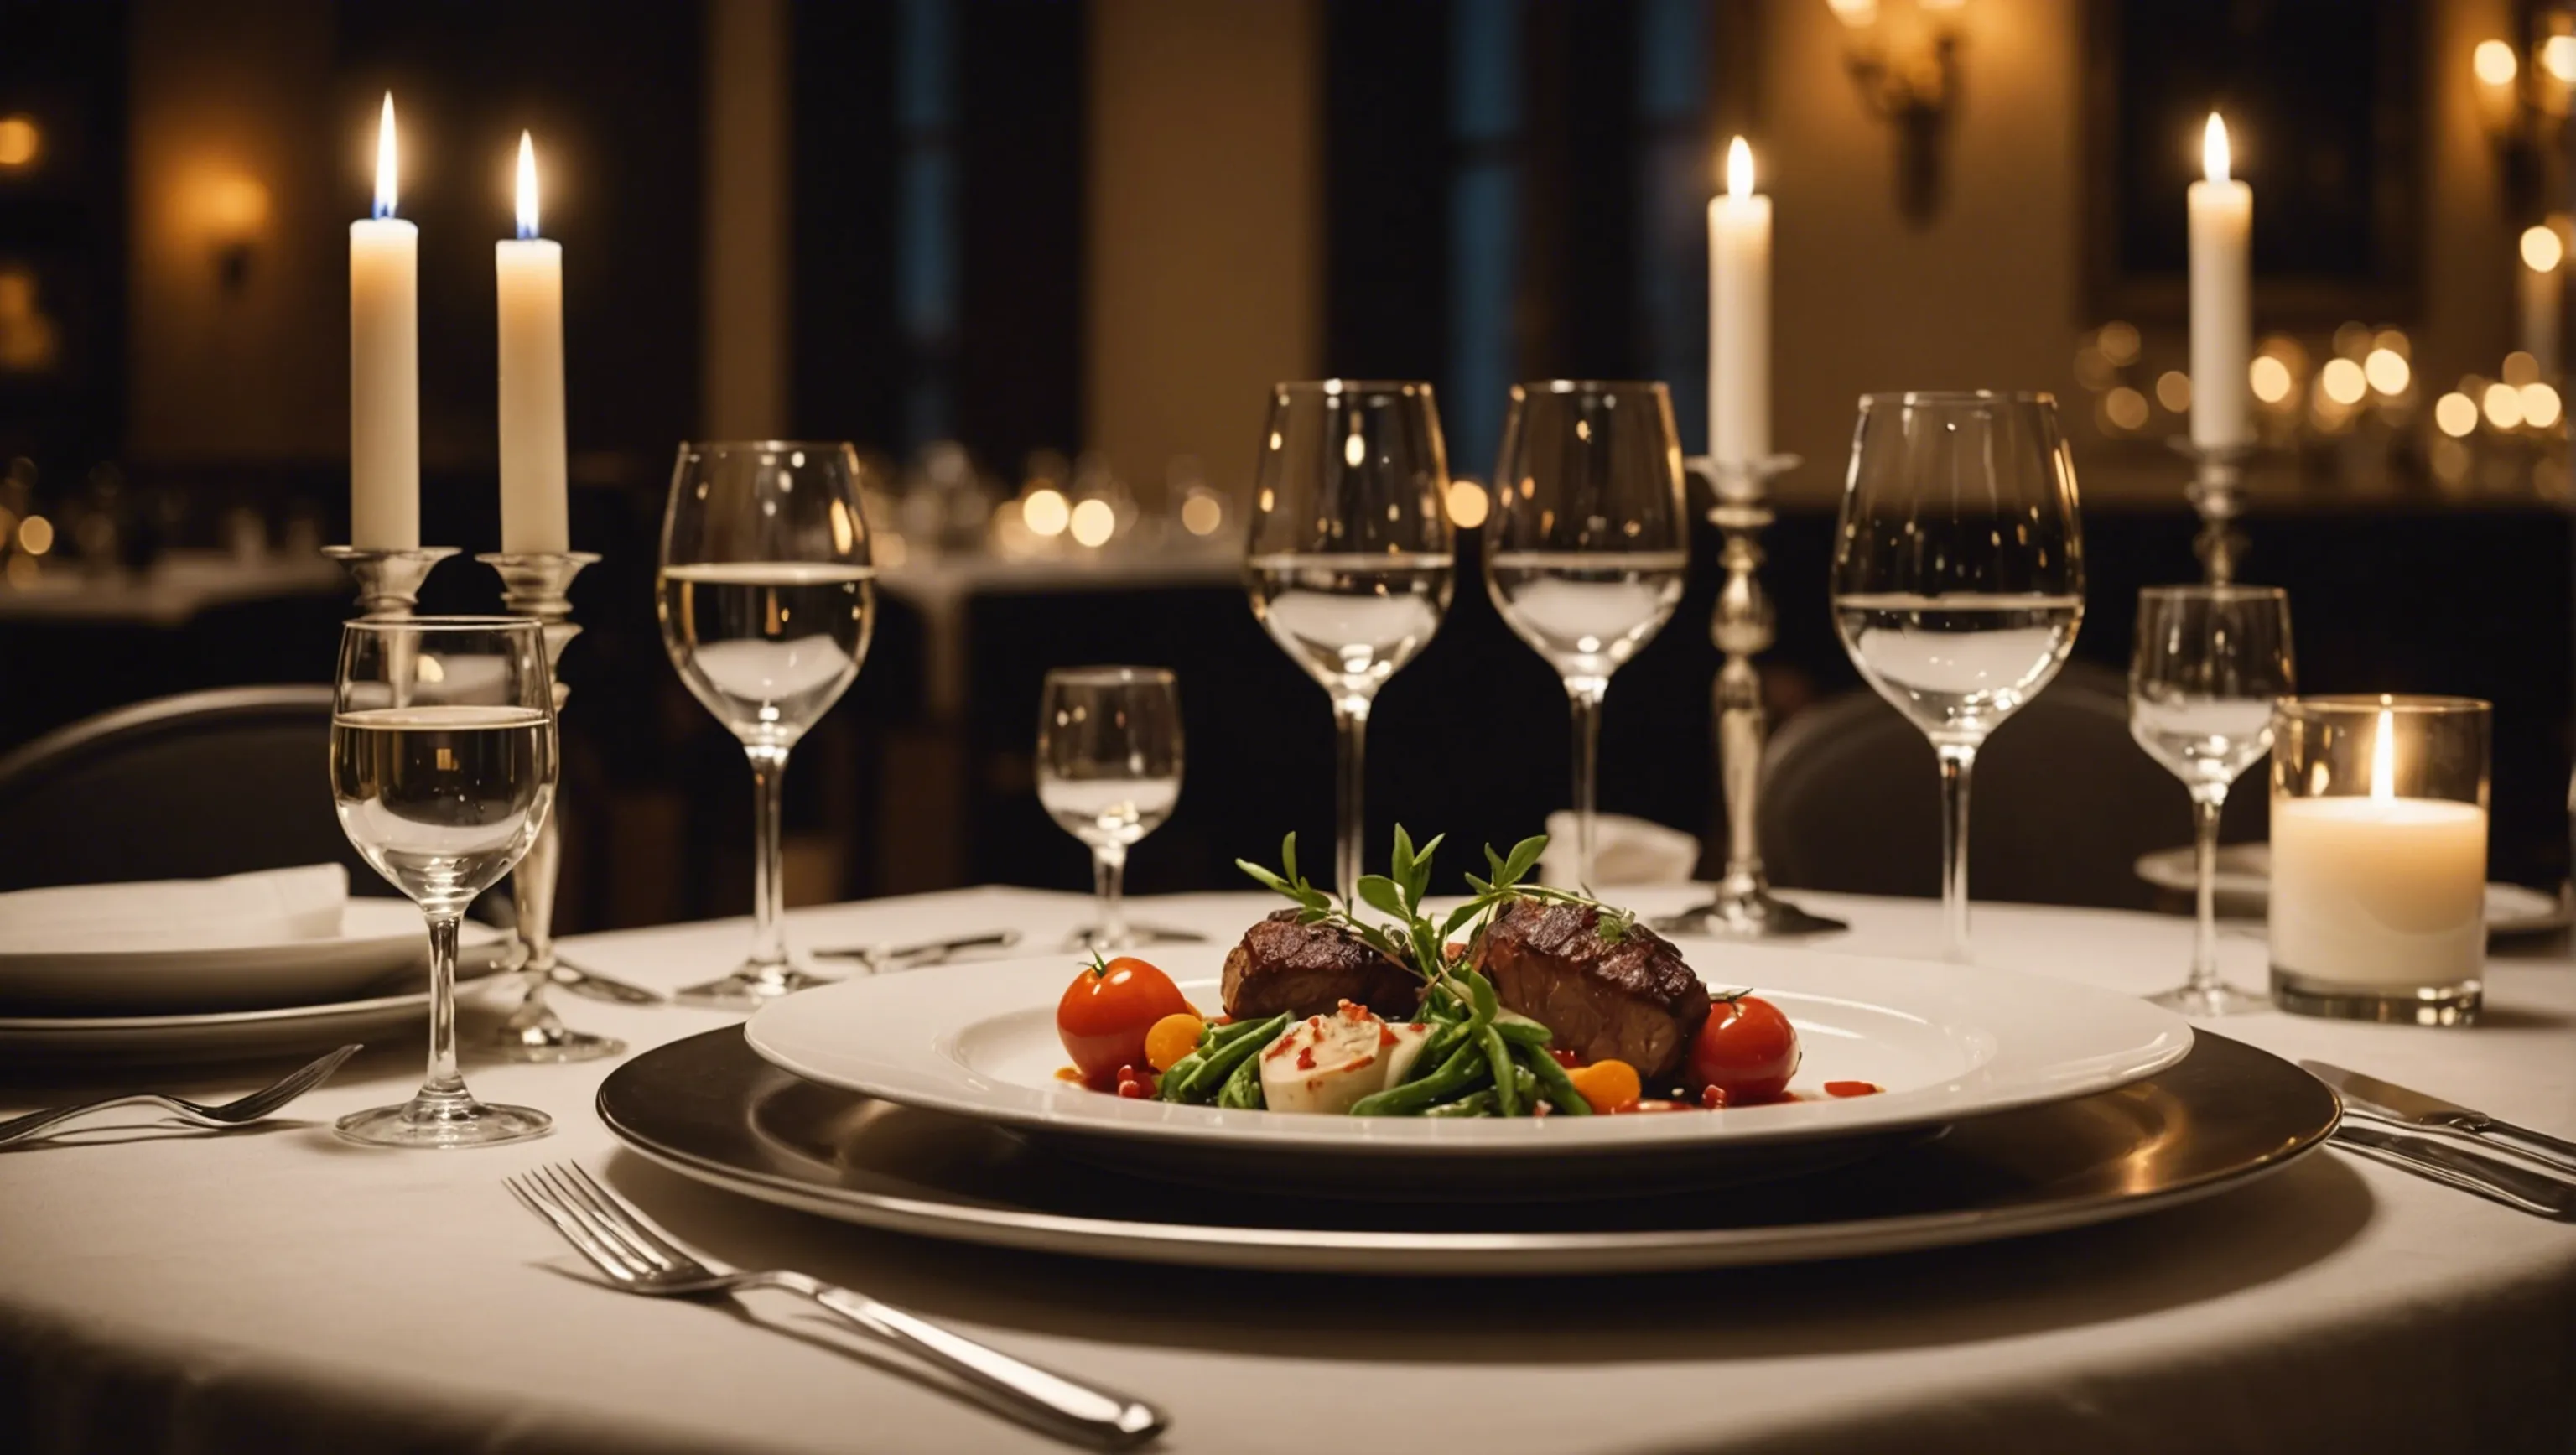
<box><xmin>125</xmin><ymin>0</ymin><xmax>343</xmax><ymax>465</ymax></box>
<box><xmin>1756</xmin><ymin>0</ymin><xmax>2519</xmax><ymax>505</ymax></box>
<box><xmin>1084</xmin><ymin>0</ymin><xmax>1322</xmax><ymax>502</ymax></box>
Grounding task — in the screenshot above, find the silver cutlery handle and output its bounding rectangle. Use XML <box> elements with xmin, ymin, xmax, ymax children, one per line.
<box><xmin>0</xmin><ymin>1094</ymin><xmax>179</xmax><ymax>1147</ymax></box>
<box><xmin>2334</xmin><ymin>1125</ymin><xmax>2576</xmax><ymax>1220</ymax></box>
<box><xmin>798</xmin><ymin>1281</ymin><xmax>1164</xmax><ymax>1444</ymax></box>
<box><xmin>2481</xmin><ymin>1116</ymin><xmax>2576</xmax><ymax>1175</ymax></box>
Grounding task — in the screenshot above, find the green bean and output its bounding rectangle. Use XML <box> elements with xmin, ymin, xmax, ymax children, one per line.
<box><xmin>1170</xmin><ymin>1012</ymin><xmax>1289</xmax><ymax>1102</ymax></box>
<box><xmin>1423</xmin><ymin>1088</ymin><xmax>1498</xmax><ymax>1118</ymax></box>
<box><xmin>1349</xmin><ymin>1041</ymin><xmax>1485</xmax><ymax>1115</ymax></box>
<box><xmin>1207</xmin><ymin>1015</ymin><xmax>1285</xmax><ymax>1047</ymax></box>
<box><xmin>1215</xmin><ymin>1050</ymin><xmax>1265</xmax><ymax>1109</ymax></box>
<box><xmin>1491</xmin><ymin>1020</ymin><xmax>1551</xmax><ymax>1048</ymax></box>
<box><xmin>1479</xmin><ymin>1025</ymin><xmax>1519</xmax><ymax>1116</ymax></box>
<box><xmin>1517</xmin><ymin>1038</ymin><xmax>1592</xmax><ymax>1115</ymax></box>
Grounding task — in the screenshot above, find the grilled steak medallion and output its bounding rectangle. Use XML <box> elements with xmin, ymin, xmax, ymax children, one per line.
<box><xmin>1473</xmin><ymin>899</ymin><xmax>1711</xmax><ymax>1082</ymax></box>
<box><xmin>1221</xmin><ymin>909</ymin><xmax>1422</xmax><ymax>1021</ymax></box>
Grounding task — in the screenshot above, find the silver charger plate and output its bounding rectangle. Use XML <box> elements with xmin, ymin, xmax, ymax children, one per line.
<box><xmin>597</xmin><ymin>1027</ymin><xmax>2339</xmax><ymax>1276</ymax></box>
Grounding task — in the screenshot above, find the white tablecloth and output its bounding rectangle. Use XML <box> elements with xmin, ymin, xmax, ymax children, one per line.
<box><xmin>3</xmin><ymin>887</ymin><xmax>2572</xmax><ymax>1454</ymax></box>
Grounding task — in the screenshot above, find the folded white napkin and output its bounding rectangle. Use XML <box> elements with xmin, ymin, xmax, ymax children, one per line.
<box><xmin>0</xmin><ymin>865</ymin><xmax>348</xmax><ymax>955</ymax></box>
<box><xmin>1539</xmin><ymin>812</ymin><xmax>1701</xmax><ymax>889</ymax></box>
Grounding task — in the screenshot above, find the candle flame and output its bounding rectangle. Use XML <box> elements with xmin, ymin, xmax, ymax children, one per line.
<box><xmin>2370</xmin><ymin>707</ymin><xmax>2396</xmax><ymax>802</ymax></box>
<box><xmin>372</xmin><ymin>93</ymin><xmax>398</xmax><ymax>219</ymax></box>
<box><xmin>2202</xmin><ymin>112</ymin><xmax>2231</xmax><ymax>185</ymax></box>
<box><xmin>515</xmin><ymin>131</ymin><xmax>539</xmax><ymax>240</ymax></box>
<box><xmin>1726</xmin><ymin>136</ymin><xmax>1754</xmax><ymax>200</ymax></box>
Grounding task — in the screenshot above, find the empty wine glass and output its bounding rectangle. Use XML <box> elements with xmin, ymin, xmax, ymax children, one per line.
<box><xmin>1246</xmin><ymin>381</ymin><xmax>1454</xmax><ymax>903</ymax></box>
<box><xmin>1487</xmin><ymin>381</ymin><xmax>1688</xmax><ymax>889</ymax></box>
<box><xmin>330</xmin><ymin>616</ymin><xmax>558</xmax><ymax>1148</ymax></box>
<box><xmin>1831</xmin><ymin>392</ymin><xmax>2085</xmax><ymax>960</ymax></box>
<box><xmin>2131</xmin><ymin>585</ymin><xmax>2294</xmax><ymax>1015</ymax></box>
<box><xmin>1038</xmin><ymin>667</ymin><xmax>1183</xmax><ymax>950</ymax></box>
<box><xmin>657</xmin><ymin>441</ymin><xmax>875</xmax><ymax>1008</ymax></box>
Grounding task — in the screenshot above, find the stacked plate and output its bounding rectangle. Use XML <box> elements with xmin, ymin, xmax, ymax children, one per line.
<box><xmin>598</xmin><ymin>938</ymin><xmax>2340</xmax><ymax>1274</ymax></box>
<box><xmin>0</xmin><ymin>871</ymin><xmax>510</xmax><ymax>1068</ymax></box>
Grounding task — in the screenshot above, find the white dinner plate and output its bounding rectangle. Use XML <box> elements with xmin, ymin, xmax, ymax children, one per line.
<box><xmin>745</xmin><ymin>941</ymin><xmax>2192</xmax><ymax>1193</ymax></box>
<box><xmin>0</xmin><ymin>928</ymin><xmax>512</xmax><ymax>1068</ymax></box>
<box><xmin>2132</xmin><ymin>844</ymin><xmax>2571</xmax><ymax>936</ymax></box>
<box><xmin>0</xmin><ymin>898</ymin><xmax>506</xmax><ymax>1015</ymax></box>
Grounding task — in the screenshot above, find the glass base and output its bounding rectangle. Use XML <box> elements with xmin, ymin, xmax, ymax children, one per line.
<box><xmin>2146</xmin><ymin>980</ymin><xmax>2269</xmax><ymax>1017</ymax></box>
<box><xmin>335</xmin><ymin>1093</ymin><xmax>552</xmax><ymax>1149</ymax></box>
<box><xmin>480</xmin><ymin>977</ymin><xmax>626</xmax><ymax>1063</ymax></box>
<box><xmin>673</xmin><ymin>963</ymin><xmax>837</xmax><ymax>1011</ymax></box>
<box><xmin>2270</xmin><ymin>967</ymin><xmax>2482</xmax><ymax>1026</ymax></box>
<box><xmin>1652</xmin><ymin>885</ymin><xmax>1847</xmax><ymax>939</ymax></box>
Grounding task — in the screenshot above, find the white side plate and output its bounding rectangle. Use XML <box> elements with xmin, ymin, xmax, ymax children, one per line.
<box><xmin>0</xmin><ymin>898</ymin><xmax>505</xmax><ymax>1015</ymax></box>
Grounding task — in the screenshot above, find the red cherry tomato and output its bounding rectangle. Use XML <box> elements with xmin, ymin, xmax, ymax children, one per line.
<box><xmin>1687</xmin><ymin>995</ymin><xmax>1800</xmax><ymax>1104</ymax></box>
<box><xmin>1057</xmin><ymin>956</ymin><xmax>1191</xmax><ymax>1089</ymax></box>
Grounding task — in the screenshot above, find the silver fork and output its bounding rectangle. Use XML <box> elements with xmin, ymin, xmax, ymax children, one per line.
<box><xmin>506</xmin><ymin>1163</ymin><xmax>1166</xmax><ymax>1447</ymax></box>
<box><xmin>0</xmin><ymin>1043</ymin><xmax>362</xmax><ymax>1149</ymax></box>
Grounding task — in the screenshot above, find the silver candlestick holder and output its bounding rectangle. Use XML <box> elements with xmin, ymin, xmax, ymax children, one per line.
<box><xmin>475</xmin><ymin>550</ymin><xmax>621</xmax><ymax>1063</ymax></box>
<box><xmin>1653</xmin><ymin>454</ymin><xmax>1846</xmax><ymax>940</ymax></box>
<box><xmin>2171</xmin><ymin>438</ymin><xmax>2256</xmax><ymax>585</ymax></box>
<box><xmin>320</xmin><ymin>545</ymin><xmax>458</xmax><ymax>619</ymax></box>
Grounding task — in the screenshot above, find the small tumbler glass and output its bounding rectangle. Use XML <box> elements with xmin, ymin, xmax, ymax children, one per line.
<box><xmin>2268</xmin><ymin>694</ymin><xmax>2490</xmax><ymax>1025</ymax></box>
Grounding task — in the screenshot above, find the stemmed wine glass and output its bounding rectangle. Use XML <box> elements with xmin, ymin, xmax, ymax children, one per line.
<box><xmin>1037</xmin><ymin>666</ymin><xmax>1183</xmax><ymax>950</ymax></box>
<box><xmin>2130</xmin><ymin>585</ymin><xmax>2294</xmax><ymax>1015</ymax></box>
<box><xmin>657</xmin><ymin>441</ymin><xmax>875</xmax><ymax>1008</ymax></box>
<box><xmin>1246</xmin><ymin>381</ymin><xmax>1454</xmax><ymax>904</ymax></box>
<box><xmin>1831</xmin><ymin>392</ymin><xmax>2085</xmax><ymax>961</ymax></box>
<box><xmin>330</xmin><ymin>617</ymin><xmax>558</xmax><ymax>1148</ymax></box>
<box><xmin>1487</xmin><ymin>381</ymin><xmax>1688</xmax><ymax>889</ymax></box>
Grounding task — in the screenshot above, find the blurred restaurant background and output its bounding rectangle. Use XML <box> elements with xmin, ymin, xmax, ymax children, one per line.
<box><xmin>0</xmin><ymin>0</ymin><xmax>2567</xmax><ymax>930</ymax></box>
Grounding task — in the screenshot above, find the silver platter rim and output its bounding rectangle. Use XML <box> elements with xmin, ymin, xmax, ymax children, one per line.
<box><xmin>596</xmin><ymin>1027</ymin><xmax>2339</xmax><ymax>1276</ymax></box>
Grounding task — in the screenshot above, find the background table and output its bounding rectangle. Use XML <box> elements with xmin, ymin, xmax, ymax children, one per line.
<box><xmin>2</xmin><ymin>888</ymin><xmax>2572</xmax><ymax>1454</ymax></box>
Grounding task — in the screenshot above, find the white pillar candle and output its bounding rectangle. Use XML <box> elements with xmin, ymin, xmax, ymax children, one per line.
<box><xmin>2518</xmin><ymin>225</ymin><xmax>2563</xmax><ymax>379</ymax></box>
<box><xmin>2270</xmin><ymin>711</ymin><xmax>2487</xmax><ymax>988</ymax></box>
<box><xmin>350</xmin><ymin>93</ymin><xmax>419</xmax><ymax>550</ymax></box>
<box><xmin>1708</xmin><ymin>136</ymin><xmax>1770</xmax><ymax>473</ymax></box>
<box><xmin>2187</xmin><ymin>113</ymin><xmax>2253</xmax><ymax>449</ymax></box>
<box><xmin>496</xmin><ymin>132</ymin><xmax>569</xmax><ymax>555</ymax></box>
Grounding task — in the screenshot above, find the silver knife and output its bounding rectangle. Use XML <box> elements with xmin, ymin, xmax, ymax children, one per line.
<box><xmin>810</xmin><ymin>929</ymin><xmax>1022</xmax><ymax>969</ymax></box>
<box><xmin>2331</xmin><ymin>1122</ymin><xmax>2576</xmax><ymax>1221</ymax></box>
<box><xmin>550</xmin><ymin>960</ymin><xmax>668</xmax><ymax>1006</ymax></box>
<box><xmin>2303</xmin><ymin>1060</ymin><xmax>2576</xmax><ymax>1175</ymax></box>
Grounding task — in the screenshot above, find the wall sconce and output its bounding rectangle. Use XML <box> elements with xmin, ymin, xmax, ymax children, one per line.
<box><xmin>184</xmin><ymin>169</ymin><xmax>272</xmax><ymax>294</ymax></box>
<box><xmin>1825</xmin><ymin>0</ymin><xmax>1965</xmax><ymax>224</ymax></box>
<box><xmin>2472</xmin><ymin>15</ymin><xmax>2575</xmax><ymax>222</ymax></box>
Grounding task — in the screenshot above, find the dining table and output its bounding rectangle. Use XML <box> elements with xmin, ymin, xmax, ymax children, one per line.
<box><xmin>2</xmin><ymin>884</ymin><xmax>2571</xmax><ymax>1454</ymax></box>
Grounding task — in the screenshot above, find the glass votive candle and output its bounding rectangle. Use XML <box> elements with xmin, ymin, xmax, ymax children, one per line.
<box><xmin>2268</xmin><ymin>694</ymin><xmax>2490</xmax><ymax>1025</ymax></box>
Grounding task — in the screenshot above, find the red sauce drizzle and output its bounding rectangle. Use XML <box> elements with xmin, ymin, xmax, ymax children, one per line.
<box><xmin>1824</xmin><ymin>1080</ymin><xmax>1883</xmax><ymax>1098</ymax></box>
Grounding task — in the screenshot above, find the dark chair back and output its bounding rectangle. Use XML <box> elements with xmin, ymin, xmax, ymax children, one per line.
<box><xmin>1756</xmin><ymin>662</ymin><xmax>2266</xmax><ymax>911</ymax></box>
<box><xmin>0</xmin><ymin>686</ymin><xmax>371</xmax><ymax>891</ymax></box>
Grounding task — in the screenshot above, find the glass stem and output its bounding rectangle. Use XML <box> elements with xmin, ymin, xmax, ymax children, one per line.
<box><xmin>422</xmin><ymin>910</ymin><xmax>465</xmax><ymax>1102</ymax></box>
<box><xmin>1567</xmin><ymin>677</ymin><xmax>1608</xmax><ymax>890</ymax></box>
<box><xmin>747</xmin><ymin>744</ymin><xmax>791</xmax><ymax>976</ymax></box>
<box><xmin>1333</xmin><ymin>694</ymin><xmax>1371</xmax><ymax>904</ymax></box>
<box><xmin>1093</xmin><ymin>844</ymin><xmax>1130</xmax><ymax>950</ymax></box>
<box><xmin>2188</xmin><ymin>787</ymin><xmax>2227</xmax><ymax>994</ymax></box>
<box><xmin>1935</xmin><ymin>740</ymin><xmax>1978</xmax><ymax>961</ymax></box>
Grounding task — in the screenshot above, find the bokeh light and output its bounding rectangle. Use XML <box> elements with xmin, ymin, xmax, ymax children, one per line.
<box><xmin>2434</xmin><ymin>392</ymin><xmax>2480</xmax><ymax>437</ymax></box>
<box><xmin>2521</xmin><ymin>382</ymin><xmax>2563</xmax><ymax>429</ymax></box>
<box><xmin>2249</xmin><ymin>356</ymin><xmax>2294</xmax><ymax>404</ymax></box>
<box><xmin>1021</xmin><ymin>487</ymin><xmax>1070</xmax><ymax>537</ymax></box>
<box><xmin>2476</xmin><ymin>39</ymin><xmax>2521</xmax><ymax>87</ymax></box>
<box><xmin>1444</xmin><ymin>479</ymin><xmax>1490</xmax><ymax>529</ymax></box>
<box><xmin>2319</xmin><ymin>358</ymin><xmax>2367</xmax><ymax>406</ymax></box>
<box><xmin>2154</xmin><ymin>371</ymin><xmax>2192</xmax><ymax>412</ymax></box>
<box><xmin>2096</xmin><ymin>320</ymin><xmax>2141</xmax><ymax>367</ymax></box>
<box><xmin>1067</xmin><ymin>498</ymin><xmax>1115</xmax><ymax>547</ymax></box>
<box><xmin>2503</xmin><ymin>351</ymin><xmax>2542</xmax><ymax>387</ymax></box>
<box><xmin>2484</xmin><ymin>381</ymin><xmax>2527</xmax><ymax>429</ymax></box>
<box><xmin>2522</xmin><ymin>224</ymin><xmax>2565</xmax><ymax>273</ymax></box>
<box><xmin>0</xmin><ymin>116</ymin><xmax>37</xmax><ymax>170</ymax></box>
<box><xmin>2363</xmin><ymin>347</ymin><xmax>2410</xmax><ymax>396</ymax></box>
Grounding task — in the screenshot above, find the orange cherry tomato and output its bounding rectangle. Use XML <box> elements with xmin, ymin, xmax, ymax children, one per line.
<box><xmin>1687</xmin><ymin>995</ymin><xmax>1800</xmax><ymax>1104</ymax></box>
<box><xmin>1057</xmin><ymin>956</ymin><xmax>1191</xmax><ymax>1089</ymax></box>
<box><xmin>1562</xmin><ymin>1058</ymin><xmax>1642</xmax><ymax>1115</ymax></box>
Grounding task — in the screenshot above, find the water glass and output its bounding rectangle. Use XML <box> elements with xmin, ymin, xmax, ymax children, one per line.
<box><xmin>1037</xmin><ymin>667</ymin><xmax>1183</xmax><ymax>950</ymax></box>
<box><xmin>1484</xmin><ymin>382</ymin><xmax>1687</xmax><ymax>889</ymax></box>
<box><xmin>1246</xmin><ymin>381</ymin><xmax>1453</xmax><ymax>903</ymax></box>
<box><xmin>657</xmin><ymin>442</ymin><xmax>876</xmax><ymax>1007</ymax></box>
<box><xmin>2128</xmin><ymin>585</ymin><xmax>2293</xmax><ymax>1016</ymax></box>
<box><xmin>330</xmin><ymin>616</ymin><xmax>557</xmax><ymax>1148</ymax></box>
<box><xmin>1831</xmin><ymin>392</ymin><xmax>2084</xmax><ymax>960</ymax></box>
